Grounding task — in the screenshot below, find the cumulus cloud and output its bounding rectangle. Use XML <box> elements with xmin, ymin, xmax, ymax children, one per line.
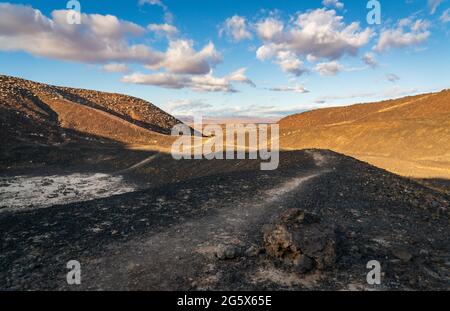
<box><xmin>428</xmin><ymin>0</ymin><xmax>443</xmax><ymax>14</ymax></box>
<box><xmin>220</xmin><ymin>15</ymin><xmax>253</xmax><ymax>42</ymax></box>
<box><xmin>0</xmin><ymin>3</ymin><xmax>235</xmax><ymax>92</ymax></box>
<box><xmin>255</xmin><ymin>17</ymin><xmax>285</xmax><ymax>41</ymax></box>
<box><xmin>255</xmin><ymin>9</ymin><xmax>372</xmax><ymax>76</ymax></box>
<box><xmin>386</xmin><ymin>73</ymin><xmax>400</xmax><ymax>82</ymax></box>
<box><xmin>441</xmin><ymin>9</ymin><xmax>450</xmax><ymax>23</ymax></box>
<box><xmin>268</xmin><ymin>85</ymin><xmax>309</xmax><ymax>93</ymax></box>
<box><xmin>0</xmin><ymin>3</ymin><xmax>163</xmax><ymax>65</ymax></box>
<box><xmin>314</xmin><ymin>61</ymin><xmax>344</xmax><ymax>76</ymax></box>
<box><xmin>147</xmin><ymin>40</ymin><xmax>222</xmax><ymax>75</ymax></box>
<box><xmin>274</xmin><ymin>50</ymin><xmax>308</xmax><ymax>76</ymax></box>
<box><xmin>122</xmin><ymin>72</ymin><xmax>189</xmax><ymax>89</ymax></box>
<box><xmin>122</xmin><ymin>68</ymin><xmax>255</xmax><ymax>93</ymax></box>
<box><xmin>362</xmin><ymin>52</ymin><xmax>378</xmax><ymax>67</ymax></box>
<box><xmin>102</xmin><ymin>63</ymin><xmax>131</xmax><ymax>73</ymax></box>
<box><xmin>374</xmin><ymin>18</ymin><xmax>430</xmax><ymax>52</ymax></box>
<box><xmin>322</xmin><ymin>0</ymin><xmax>344</xmax><ymax>9</ymax></box>
<box><xmin>148</xmin><ymin>23</ymin><xmax>179</xmax><ymax>37</ymax></box>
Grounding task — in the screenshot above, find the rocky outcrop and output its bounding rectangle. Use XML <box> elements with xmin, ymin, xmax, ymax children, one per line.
<box><xmin>263</xmin><ymin>209</ymin><xmax>336</xmax><ymax>273</ymax></box>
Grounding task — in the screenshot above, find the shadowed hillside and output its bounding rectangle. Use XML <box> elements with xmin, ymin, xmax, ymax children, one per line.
<box><xmin>279</xmin><ymin>90</ymin><xmax>450</xmax><ymax>179</ymax></box>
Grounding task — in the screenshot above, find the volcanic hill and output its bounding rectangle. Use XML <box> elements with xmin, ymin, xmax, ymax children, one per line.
<box><xmin>279</xmin><ymin>90</ymin><xmax>450</xmax><ymax>179</ymax></box>
<box><xmin>0</xmin><ymin>74</ymin><xmax>181</xmax><ymax>148</ymax></box>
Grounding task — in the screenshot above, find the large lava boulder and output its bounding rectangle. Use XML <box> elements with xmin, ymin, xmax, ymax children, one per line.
<box><xmin>263</xmin><ymin>208</ymin><xmax>336</xmax><ymax>273</ymax></box>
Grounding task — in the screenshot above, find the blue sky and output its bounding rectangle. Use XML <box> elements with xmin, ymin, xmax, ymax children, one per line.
<box><xmin>0</xmin><ymin>0</ymin><xmax>449</xmax><ymax>119</ymax></box>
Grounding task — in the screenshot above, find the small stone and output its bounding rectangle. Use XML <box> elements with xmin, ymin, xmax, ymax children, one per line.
<box><xmin>392</xmin><ymin>248</ymin><xmax>413</xmax><ymax>262</ymax></box>
<box><xmin>245</xmin><ymin>246</ymin><xmax>260</xmax><ymax>257</ymax></box>
<box><xmin>419</xmin><ymin>249</ymin><xmax>429</xmax><ymax>256</ymax></box>
<box><xmin>294</xmin><ymin>255</ymin><xmax>314</xmax><ymax>273</ymax></box>
<box><xmin>216</xmin><ymin>244</ymin><xmax>239</xmax><ymax>260</ymax></box>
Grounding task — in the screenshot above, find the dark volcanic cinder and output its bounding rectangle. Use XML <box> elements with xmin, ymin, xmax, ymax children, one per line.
<box><xmin>0</xmin><ymin>149</ymin><xmax>448</xmax><ymax>290</ymax></box>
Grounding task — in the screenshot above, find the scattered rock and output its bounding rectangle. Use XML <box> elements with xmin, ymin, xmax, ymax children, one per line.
<box><xmin>216</xmin><ymin>244</ymin><xmax>241</xmax><ymax>260</ymax></box>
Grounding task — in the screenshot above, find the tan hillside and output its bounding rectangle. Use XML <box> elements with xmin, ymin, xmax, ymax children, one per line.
<box><xmin>279</xmin><ymin>90</ymin><xmax>450</xmax><ymax>178</ymax></box>
<box><xmin>0</xmin><ymin>75</ymin><xmax>181</xmax><ymax>148</ymax></box>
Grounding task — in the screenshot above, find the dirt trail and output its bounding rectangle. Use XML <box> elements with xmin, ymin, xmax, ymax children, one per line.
<box><xmin>76</xmin><ymin>151</ymin><xmax>329</xmax><ymax>290</ymax></box>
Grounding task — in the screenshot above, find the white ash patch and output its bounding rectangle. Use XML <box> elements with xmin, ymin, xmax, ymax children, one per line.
<box><xmin>0</xmin><ymin>173</ymin><xmax>139</xmax><ymax>212</ymax></box>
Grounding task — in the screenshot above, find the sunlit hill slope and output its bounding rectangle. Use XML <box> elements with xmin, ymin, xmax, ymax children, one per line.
<box><xmin>279</xmin><ymin>90</ymin><xmax>450</xmax><ymax>179</ymax></box>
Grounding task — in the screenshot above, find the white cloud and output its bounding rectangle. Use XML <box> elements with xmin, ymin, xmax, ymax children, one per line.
<box><xmin>314</xmin><ymin>86</ymin><xmax>418</xmax><ymax>105</ymax></box>
<box><xmin>428</xmin><ymin>0</ymin><xmax>443</xmax><ymax>14</ymax></box>
<box><xmin>220</xmin><ymin>15</ymin><xmax>253</xmax><ymax>42</ymax></box>
<box><xmin>148</xmin><ymin>23</ymin><xmax>179</xmax><ymax>37</ymax></box>
<box><xmin>0</xmin><ymin>3</ymin><xmax>224</xmax><ymax>80</ymax></box>
<box><xmin>102</xmin><ymin>63</ymin><xmax>130</xmax><ymax>73</ymax></box>
<box><xmin>255</xmin><ymin>17</ymin><xmax>284</xmax><ymax>41</ymax></box>
<box><xmin>0</xmin><ymin>3</ymin><xmax>239</xmax><ymax>93</ymax></box>
<box><xmin>0</xmin><ymin>3</ymin><xmax>163</xmax><ymax>65</ymax></box>
<box><xmin>165</xmin><ymin>99</ymin><xmax>213</xmax><ymax>115</ymax></box>
<box><xmin>382</xmin><ymin>85</ymin><xmax>418</xmax><ymax>97</ymax></box>
<box><xmin>255</xmin><ymin>9</ymin><xmax>372</xmax><ymax>76</ymax></box>
<box><xmin>440</xmin><ymin>9</ymin><xmax>450</xmax><ymax>23</ymax></box>
<box><xmin>306</xmin><ymin>54</ymin><xmax>319</xmax><ymax>62</ymax></box>
<box><xmin>257</xmin><ymin>47</ymin><xmax>307</xmax><ymax>76</ymax></box>
<box><xmin>275</xmin><ymin>50</ymin><xmax>307</xmax><ymax>76</ymax></box>
<box><xmin>123</xmin><ymin>72</ymin><xmax>191</xmax><ymax>89</ymax></box>
<box><xmin>165</xmin><ymin>100</ymin><xmax>306</xmax><ymax>119</ymax></box>
<box><xmin>375</xmin><ymin>18</ymin><xmax>430</xmax><ymax>52</ymax></box>
<box><xmin>139</xmin><ymin>0</ymin><xmax>165</xmax><ymax>7</ymax></box>
<box><xmin>314</xmin><ymin>61</ymin><xmax>344</xmax><ymax>76</ymax></box>
<box><xmin>268</xmin><ymin>85</ymin><xmax>309</xmax><ymax>93</ymax></box>
<box><xmin>322</xmin><ymin>0</ymin><xmax>344</xmax><ymax>9</ymax></box>
<box><xmin>147</xmin><ymin>40</ymin><xmax>222</xmax><ymax>75</ymax></box>
<box><xmin>291</xmin><ymin>9</ymin><xmax>372</xmax><ymax>59</ymax></box>
<box><xmin>122</xmin><ymin>68</ymin><xmax>254</xmax><ymax>93</ymax></box>
<box><xmin>226</xmin><ymin>68</ymin><xmax>256</xmax><ymax>87</ymax></box>
<box><xmin>223</xmin><ymin>105</ymin><xmax>307</xmax><ymax>118</ymax></box>
<box><xmin>386</xmin><ymin>73</ymin><xmax>400</xmax><ymax>82</ymax></box>
<box><xmin>362</xmin><ymin>52</ymin><xmax>378</xmax><ymax>67</ymax></box>
<box><xmin>139</xmin><ymin>0</ymin><xmax>173</xmax><ymax>23</ymax></box>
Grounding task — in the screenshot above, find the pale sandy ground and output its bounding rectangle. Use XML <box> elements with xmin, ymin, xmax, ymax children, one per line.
<box><xmin>0</xmin><ymin>173</ymin><xmax>140</xmax><ymax>212</ymax></box>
